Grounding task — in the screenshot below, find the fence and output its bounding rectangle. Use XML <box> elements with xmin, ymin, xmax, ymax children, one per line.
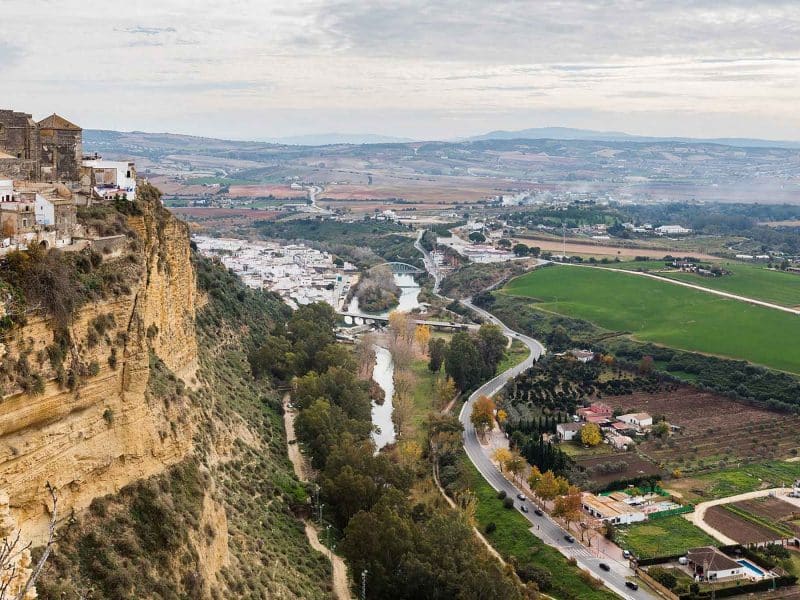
<box><xmin>648</xmin><ymin>505</ymin><xmax>694</xmax><ymax>519</ymax></box>
<box><xmin>634</xmin><ymin>567</ymin><xmax>680</xmax><ymax>600</ymax></box>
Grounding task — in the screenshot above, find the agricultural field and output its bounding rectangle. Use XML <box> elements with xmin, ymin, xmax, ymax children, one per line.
<box><xmin>502</xmin><ymin>265</ymin><xmax>800</xmax><ymax>373</ymax></box>
<box><xmin>615</xmin><ymin>515</ymin><xmax>719</xmax><ymax>559</ymax></box>
<box><xmin>603</xmin><ymin>260</ymin><xmax>800</xmax><ymax>308</ymax></box>
<box><xmin>705</xmin><ymin>505</ymin><xmax>786</xmax><ymax>544</ymax></box>
<box><xmin>667</xmin><ymin>461</ymin><xmax>800</xmax><ymax>502</ymax></box>
<box><xmin>599</xmin><ymin>387</ymin><xmax>800</xmax><ymax>473</ymax></box>
<box><xmin>576</xmin><ymin>454</ymin><xmax>663</xmax><ymax>489</ymax></box>
<box><xmin>735</xmin><ymin>497</ymin><xmax>800</xmax><ymax>538</ymax></box>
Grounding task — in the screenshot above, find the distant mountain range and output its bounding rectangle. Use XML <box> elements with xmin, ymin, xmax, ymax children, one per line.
<box><xmin>271</xmin><ymin>133</ymin><xmax>414</xmax><ymax>145</ymax></box>
<box><xmin>84</xmin><ymin>126</ymin><xmax>800</xmax><ymax>153</ymax></box>
<box><xmin>464</xmin><ymin>126</ymin><xmax>800</xmax><ymax>149</ymax></box>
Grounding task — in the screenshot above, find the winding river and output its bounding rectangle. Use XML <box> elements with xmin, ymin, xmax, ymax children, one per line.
<box><xmin>348</xmin><ymin>273</ymin><xmax>421</xmax><ymax>317</ymax></box>
<box><xmin>370</xmin><ymin>345</ymin><xmax>397</xmax><ymax>450</ymax></box>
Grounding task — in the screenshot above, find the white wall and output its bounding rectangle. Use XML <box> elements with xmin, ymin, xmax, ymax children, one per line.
<box><xmin>35</xmin><ymin>194</ymin><xmax>54</xmax><ymax>226</ymax></box>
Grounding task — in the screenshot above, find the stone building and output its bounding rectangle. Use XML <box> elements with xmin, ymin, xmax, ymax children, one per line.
<box><xmin>0</xmin><ymin>109</ymin><xmax>83</xmax><ymax>183</ymax></box>
<box><xmin>38</xmin><ymin>114</ymin><xmax>83</xmax><ymax>182</ymax></box>
<box><xmin>0</xmin><ymin>109</ymin><xmax>41</xmax><ymax>180</ymax></box>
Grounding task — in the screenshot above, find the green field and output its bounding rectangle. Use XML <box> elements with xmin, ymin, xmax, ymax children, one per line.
<box><xmin>604</xmin><ymin>260</ymin><xmax>800</xmax><ymax>308</ymax></box>
<box><xmin>674</xmin><ymin>460</ymin><xmax>800</xmax><ymax>501</ymax></box>
<box><xmin>464</xmin><ymin>458</ymin><xmax>617</xmax><ymax>599</ymax></box>
<box><xmin>615</xmin><ymin>515</ymin><xmax>718</xmax><ymax>559</ymax></box>
<box><xmin>503</xmin><ymin>265</ymin><xmax>800</xmax><ymax>374</ymax></box>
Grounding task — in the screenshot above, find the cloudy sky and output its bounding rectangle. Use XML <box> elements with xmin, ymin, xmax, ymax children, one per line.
<box><xmin>3</xmin><ymin>0</ymin><xmax>800</xmax><ymax>141</ymax></box>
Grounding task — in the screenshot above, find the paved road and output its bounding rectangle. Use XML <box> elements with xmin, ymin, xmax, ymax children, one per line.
<box><xmin>414</xmin><ymin>229</ymin><xmax>651</xmax><ymax>598</ymax></box>
<box><xmin>414</xmin><ymin>229</ymin><xmax>442</xmax><ymax>294</ymax></box>
<box><xmin>458</xmin><ymin>299</ymin><xmax>650</xmax><ymax>600</ymax></box>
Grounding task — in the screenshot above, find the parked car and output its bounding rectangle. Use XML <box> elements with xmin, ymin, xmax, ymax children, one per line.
<box><xmin>622</xmin><ymin>550</ymin><xmax>632</xmax><ymax>559</ymax></box>
<box><xmin>625</xmin><ymin>581</ymin><xmax>638</xmax><ymax>591</ymax></box>
<box><xmin>564</xmin><ymin>534</ymin><xmax>575</xmax><ymax>543</ymax></box>
<box><xmin>517</xmin><ymin>493</ymin><xmax>526</xmax><ymax>501</ymax></box>
<box><xmin>534</xmin><ymin>508</ymin><xmax>544</xmax><ymax>516</ymax></box>
<box><xmin>599</xmin><ymin>563</ymin><xmax>610</xmax><ymax>572</ymax></box>
<box><xmin>520</xmin><ymin>505</ymin><xmax>529</xmax><ymax>513</ymax></box>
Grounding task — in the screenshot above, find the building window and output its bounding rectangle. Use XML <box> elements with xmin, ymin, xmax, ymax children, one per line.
<box><xmin>126</xmin><ymin>170</ymin><xmax>131</xmax><ymax>178</ymax></box>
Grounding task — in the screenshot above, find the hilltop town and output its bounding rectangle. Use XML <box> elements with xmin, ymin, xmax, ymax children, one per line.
<box><xmin>0</xmin><ymin>109</ymin><xmax>137</xmax><ymax>253</ymax></box>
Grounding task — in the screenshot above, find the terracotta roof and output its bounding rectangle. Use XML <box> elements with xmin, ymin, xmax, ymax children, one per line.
<box><xmin>37</xmin><ymin>114</ymin><xmax>81</xmax><ymax>131</ymax></box>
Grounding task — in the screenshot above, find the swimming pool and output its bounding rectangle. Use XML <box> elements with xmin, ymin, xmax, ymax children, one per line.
<box><xmin>737</xmin><ymin>559</ymin><xmax>766</xmax><ymax>578</ymax></box>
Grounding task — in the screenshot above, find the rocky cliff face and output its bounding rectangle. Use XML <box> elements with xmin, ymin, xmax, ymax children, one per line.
<box><xmin>0</xmin><ymin>196</ymin><xmax>197</xmax><ymax>543</ymax></box>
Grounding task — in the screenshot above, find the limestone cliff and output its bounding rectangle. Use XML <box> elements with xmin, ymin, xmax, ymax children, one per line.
<box><xmin>0</xmin><ymin>193</ymin><xmax>197</xmax><ymax>543</ymax></box>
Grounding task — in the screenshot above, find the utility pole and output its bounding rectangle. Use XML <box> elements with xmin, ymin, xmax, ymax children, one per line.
<box><xmin>318</xmin><ymin>502</ymin><xmax>324</xmax><ymax>524</ymax></box>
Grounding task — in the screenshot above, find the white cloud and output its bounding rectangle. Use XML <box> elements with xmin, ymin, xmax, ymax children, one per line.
<box><xmin>3</xmin><ymin>0</ymin><xmax>799</xmax><ymax>140</ymax></box>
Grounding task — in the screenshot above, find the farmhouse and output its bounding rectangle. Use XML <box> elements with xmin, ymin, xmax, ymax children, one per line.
<box><xmin>608</xmin><ymin>434</ymin><xmax>634</xmax><ymax>450</ymax></box>
<box><xmin>685</xmin><ymin>547</ymin><xmax>746</xmax><ymax>582</ymax></box>
<box><xmin>568</xmin><ymin>349</ymin><xmax>595</xmax><ymax>363</ymax></box>
<box><xmin>618</xmin><ymin>412</ymin><xmax>653</xmax><ymax>429</ymax></box>
<box><xmin>577</xmin><ymin>402</ymin><xmax>613</xmax><ymax>420</ymax></box>
<box><xmin>556</xmin><ymin>422</ymin><xmax>582</xmax><ymax>442</ymax></box>
<box><xmin>581</xmin><ymin>492</ymin><xmax>646</xmax><ymax>525</ymax></box>
<box><xmin>656</xmin><ymin>224</ymin><xmax>692</xmax><ymax>235</ymax></box>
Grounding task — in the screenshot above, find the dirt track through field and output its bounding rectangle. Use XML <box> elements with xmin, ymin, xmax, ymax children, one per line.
<box><xmin>686</xmin><ymin>487</ymin><xmax>791</xmax><ymax>544</ymax></box>
<box><xmin>283</xmin><ymin>395</ymin><xmax>352</xmax><ymax>600</ymax></box>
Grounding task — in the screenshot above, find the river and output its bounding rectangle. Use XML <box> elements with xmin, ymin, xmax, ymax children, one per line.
<box><xmin>370</xmin><ymin>345</ymin><xmax>397</xmax><ymax>450</ymax></box>
<box><xmin>348</xmin><ymin>273</ymin><xmax>421</xmax><ymax>317</ymax></box>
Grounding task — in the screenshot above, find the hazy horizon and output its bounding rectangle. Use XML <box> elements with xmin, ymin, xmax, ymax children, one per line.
<box><xmin>5</xmin><ymin>1</ymin><xmax>800</xmax><ymax>141</ymax></box>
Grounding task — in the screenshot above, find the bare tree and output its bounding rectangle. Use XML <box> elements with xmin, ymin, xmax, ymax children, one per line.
<box><xmin>0</xmin><ymin>483</ymin><xmax>58</xmax><ymax>600</ymax></box>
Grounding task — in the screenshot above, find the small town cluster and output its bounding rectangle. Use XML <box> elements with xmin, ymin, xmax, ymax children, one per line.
<box><xmin>0</xmin><ymin>108</ymin><xmax>136</xmax><ymax>254</ymax></box>
<box><xmin>193</xmin><ymin>235</ymin><xmax>358</xmax><ymax>309</ymax></box>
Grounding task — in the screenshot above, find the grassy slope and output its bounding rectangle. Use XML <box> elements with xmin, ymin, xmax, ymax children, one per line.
<box><xmin>503</xmin><ymin>265</ymin><xmax>800</xmax><ymax>374</ymax></box>
<box><xmin>614</xmin><ymin>515</ymin><xmax>718</xmax><ymax>559</ymax></box>
<box><xmin>464</xmin><ymin>459</ymin><xmax>617</xmax><ymax>600</ymax></box>
<box><xmin>604</xmin><ymin>260</ymin><xmax>800</xmax><ymax>307</ymax></box>
<box><xmin>37</xmin><ymin>258</ymin><xmax>329</xmax><ymax>600</ymax></box>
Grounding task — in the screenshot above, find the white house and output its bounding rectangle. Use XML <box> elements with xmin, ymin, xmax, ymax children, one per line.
<box><xmin>82</xmin><ymin>158</ymin><xmax>137</xmax><ymax>200</ymax></box>
<box><xmin>34</xmin><ymin>194</ymin><xmax>55</xmax><ymax>226</ymax></box>
<box><xmin>655</xmin><ymin>225</ymin><xmax>692</xmax><ymax>235</ymax></box>
<box><xmin>581</xmin><ymin>493</ymin><xmax>647</xmax><ymax>525</ymax></box>
<box><xmin>0</xmin><ymin>180</ymin><xmax>12</xmax><ymax>202</ymax></box>
<box><xmin>556</xmin><ymin>422</ymin><xmax>582</xmax><ymax>442</ymax></box>
<box><xmin>618</xmin><ymin>412</ymin><xmax>653</xmax><ymax>428</ymax></box>
<box><xmin>686</xmin><ymin>547</ymin><xmax>746</xmax><ymax>581</ymax></box>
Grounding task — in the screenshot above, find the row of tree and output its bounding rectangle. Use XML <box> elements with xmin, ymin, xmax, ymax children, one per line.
<box><xmin>427</xmin><ymin>325</ymin><xmax>508</xmax><ymax>392</ymax></box>
<box><xmin>248</xmin><ymin>302</ymin><xmax>525</xmax><ymax>599</ymax></box>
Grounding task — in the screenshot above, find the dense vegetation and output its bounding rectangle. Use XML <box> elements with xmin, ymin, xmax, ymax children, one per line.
<box><xmin>247</xmin><ymin>304</ymin><xmax>527</xmax><ymax>598</ymax></box>
<box><xmin>252</xmin><ymin>217</ymin><xmax>423</xmax><ymax>268</ymax></box>
<box><xmin>439</xmin><ymin>260</ymin><xmax>530</xmax><ymax>298</ymax></box>
<box><xmin>502</xmin><ymin>200</ymin><xmax>800</xmax><ymax>255</ymax></box>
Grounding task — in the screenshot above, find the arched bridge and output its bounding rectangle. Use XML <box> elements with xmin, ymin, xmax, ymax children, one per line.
<box><xmin>369</xmin><ymin>261</ymin><xmax>423</xmax><ymax>275</ymax></box>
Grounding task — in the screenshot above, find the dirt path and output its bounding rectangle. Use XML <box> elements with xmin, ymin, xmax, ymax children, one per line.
<box><xmin>283</xmin><ymin>395</ymin><xmax>353</xmax><ymax>600</ymax></box>
<box><xmin>686</xmin><ymin>487</ymin><xmax>792</xmax><ymax>544</ymax></box>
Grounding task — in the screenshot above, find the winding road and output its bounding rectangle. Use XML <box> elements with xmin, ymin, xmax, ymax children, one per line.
<box><xmin>415</xmin><ymin>229</ymin><xmax>653</xmax><ymax>600</ymax></box>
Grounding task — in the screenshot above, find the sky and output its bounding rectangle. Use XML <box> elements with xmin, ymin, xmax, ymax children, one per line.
<box><xmin>3</xmin><ymin>0</ymin><xmax>800</xmax><ymax>141</ymax></box>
